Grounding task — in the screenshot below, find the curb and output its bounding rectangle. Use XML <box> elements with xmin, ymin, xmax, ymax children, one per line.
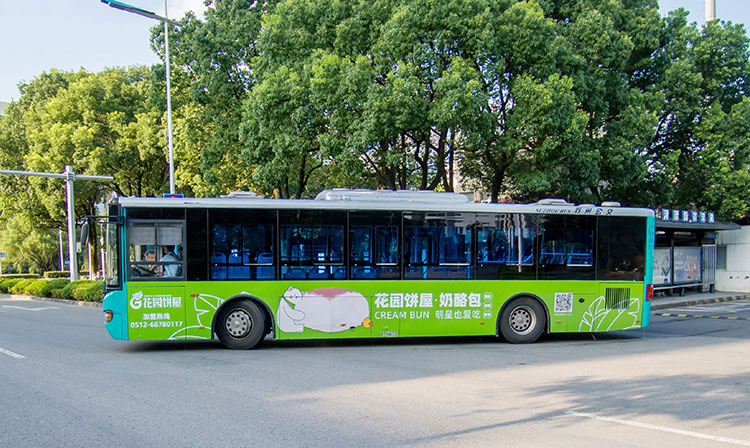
<box><xmin>650</xmin><ymin>294</ymin><xmax>750</xmax><ymax>311</ymax></box>
<box><xmin>1</xmin><ymin>293</ymin><xmax>103</xmax><ymax>308</ymax></box>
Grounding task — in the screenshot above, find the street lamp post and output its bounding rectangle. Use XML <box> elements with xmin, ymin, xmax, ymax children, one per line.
<box><xmin>101</xmin><ymin>0</ymin><xmax>182</xmax><ymax>194</ymax></box>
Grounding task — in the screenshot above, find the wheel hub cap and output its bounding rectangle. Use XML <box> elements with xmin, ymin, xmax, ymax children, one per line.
<box><xmin>225</xmin><ymin>309</ymin><xmax>252</xmax><ymax>338</ymax></box>
<box><xmin>509</xmin><ymin>306</ymin><xmax>535</xmax><ymax>335</ymax></box>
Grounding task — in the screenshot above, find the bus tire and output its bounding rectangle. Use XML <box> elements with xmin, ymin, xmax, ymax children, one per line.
<box><xmin>216</xmin><ymin>300</ymin><xmax>265</xmax><ymax>350</ymax></box>
<box><xmin>499</xmin><ymin>297</ymin><xmax>546</xmax><ymax>344</ymax></box>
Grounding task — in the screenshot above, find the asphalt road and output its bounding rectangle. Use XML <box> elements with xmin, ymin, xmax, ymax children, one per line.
<box><xmin>1</xmin><ymin>295</ymin><xmax>749</xmax><ymax>447</ymax></box>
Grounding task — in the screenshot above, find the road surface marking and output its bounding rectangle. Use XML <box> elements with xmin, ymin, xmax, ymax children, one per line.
<box><xmin>656</xmin><ymin>313</ymin><xmax>750</xmax><ymax>321</ymax></box>
<box><xmin>1</xmin><ymin>305</ymin><xmax>58</xmax><ymax>311</ymax></box>
<box><xmin>0</xmin><ymin>347</ymin><xmax>26</xmax><ymax>359</ymax></box>
<box><xmin>566</xmin><ymin>411</ymin><xmax>750</xmax><ymax>446</ymax></box>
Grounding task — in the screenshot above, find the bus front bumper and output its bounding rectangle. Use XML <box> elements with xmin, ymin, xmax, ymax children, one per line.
<box><xmin>103</xmin><ymin>289</ymin><xmax>128</xmax><ymax>340</ymax></box>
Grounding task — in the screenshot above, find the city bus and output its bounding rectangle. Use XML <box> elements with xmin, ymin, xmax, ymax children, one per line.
<box><xmin>100</xmin><ymin>189</ymin><xmax>655</xmax><ymax>349</ymax></box>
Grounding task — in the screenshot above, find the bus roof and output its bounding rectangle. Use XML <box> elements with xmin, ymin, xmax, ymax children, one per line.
<box><xmin>113</xmin><ymin>189</ymin><xmax>654</xmax><ymax>218</ymax></box>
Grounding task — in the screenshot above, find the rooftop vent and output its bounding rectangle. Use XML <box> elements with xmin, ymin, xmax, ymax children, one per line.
<box><xmin>535</xmin><ymin>198</ymin><xmax>573</xmax><ymax>206</ymax></box>
<box><xmin>601</xmin><ymin>201</ymin><xmax>621</xmax><ymax>207</ymax></box>
<box><xmin>221</xmin><ymin>191</ymin><xmax>262</xmax><ymax>198</ymax></box>
<box><xmin>315</xmin><ymin>188</ymin><xmax>470</xmax><ymax>204</ymax></box>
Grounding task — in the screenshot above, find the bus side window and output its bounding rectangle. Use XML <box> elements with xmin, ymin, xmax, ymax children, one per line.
<box><xmin>538</xmin><ymin>216</ymin><xmax>594</xmax><ymax>280</ymax></box>
<box><xmin>403</xmin><ymin>212</ymin><xmax>472</xmax><ymax>280</ymax></box>
<box><xmin>350</xmin><ymin>211</ymin><xmax>401</xmax><ymax>280</ymax></box>
<box><xmin>477</xmin><ymin>228</ymin><xmax>507</xmax><ymax>263</ymax></box>
<box><xmin>279</xmin><ymin>210</ymin><xmax>346</xmax><ymax>280</ymax></box>
<box><xmin>476</xmin><ymin>213</ymin><xmax>536</xmax><ymax>280</ymax></box>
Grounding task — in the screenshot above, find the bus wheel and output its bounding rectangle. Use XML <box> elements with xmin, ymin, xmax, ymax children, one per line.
<box><xmin>499</xmin><ymin>298</ymin><xmax>546</xmax><ymax>344</ymax></box>
<box><xmin>216</xmin><ymin>300</ymin><xmax>265</xmax><ymax>350</ymax></box>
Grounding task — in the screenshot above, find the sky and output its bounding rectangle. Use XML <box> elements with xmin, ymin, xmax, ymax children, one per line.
<box><xmin>0</xmin><ymin>0</ymin><xmax>207</xmax><ymax>103</ymax></box>
<box><xmin>0</xmin><ymin>1</ymin><xmax>748</xmax><ymax>103</ymax></box>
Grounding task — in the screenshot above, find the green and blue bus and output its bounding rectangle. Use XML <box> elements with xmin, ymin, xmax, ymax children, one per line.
<box><xmin>101</xmin><ymin>189</ymin><xmax>655</xmax><ymax>349</ymax></box>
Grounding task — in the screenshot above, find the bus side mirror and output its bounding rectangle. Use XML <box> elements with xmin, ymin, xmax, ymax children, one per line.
<box><xmin>80</xmin><ymin>221</ymin><xmax>90</xmax><ymax>247</ymax></box>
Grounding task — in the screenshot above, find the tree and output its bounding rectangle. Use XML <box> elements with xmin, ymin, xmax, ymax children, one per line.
<box><xmin>156</xmin><ymin>0</ymin><xmax>284</xmax><ymax>196</ymax></box>
<box><xmin>0</xmin><ymin>68</ymin><xmax>170</xmax><ymax>273</ymax></box>
<box><xmin>0</xmin><ymin>214</ymin><xmax>61</xmax><ymax>274</ymax></box>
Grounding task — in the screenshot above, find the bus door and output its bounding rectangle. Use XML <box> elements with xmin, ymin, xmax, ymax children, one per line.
<box><xmin>125</xmin><ymin>219</ymin><xmax>188</xmax><ymax>340</ymax></box>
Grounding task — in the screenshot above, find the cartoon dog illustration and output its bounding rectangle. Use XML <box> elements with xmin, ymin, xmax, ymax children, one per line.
<box><xmin>277</xmin><ymin>286</ymin><xmax>373</xmax><ymax>333</ymax></box>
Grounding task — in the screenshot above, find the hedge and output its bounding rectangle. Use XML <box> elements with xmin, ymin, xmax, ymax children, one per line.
<box><xmin>42</xmin><ymin>271</ymin><xmax>90</xmax><ymax>279</ymax></box>
<box><xmin>60</xmin><ymin>280</ymin><xmax>105</xmax><ymax>302</ymax></box>
<box><xmin>76</xmin><ymin>281</ymin><xmax>105</xmax><ymax>302</ymax></box>
<box><xmin>10</xmin><ymin>279</ymin><xmax>36</xmax><ymax>294</ymax></box>
<box><xmin>24</xmin><ymin>279</ymin><xmax>49</xmax><ymax>296</ymax></box>
<box><xmin>0</xmin><ymin>278</ymin><xmax>23</xmax><ymax>293</ymax></box>
<box><xmin>0</xmin><ymin>274</ymin><xmax>41</xmax><ymax>280</ymax></box>
<box><xmin>0</xmin><ymin>277</ymin><xmax>104</xmax><ymax>302</ymax></box>
<box><xmin>40</xmin><ymin>278</ymin><xmax>70</xmax><ymax>297</ymax></box>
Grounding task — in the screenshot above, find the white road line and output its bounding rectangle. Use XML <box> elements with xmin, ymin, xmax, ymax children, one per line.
<box><xmin>0</xmin><ymin>305</ymin><xmax>58</xmax><ymax>311</ymax></box>
<box><xmin>566</xmin><ymin>411</ymin><xmax>750</xmax><ymax>447</ymax></box>
<box><xmin>0</xmin><ymin>347</ymin><xmax>26</xmax><ymax>359</ymax></box>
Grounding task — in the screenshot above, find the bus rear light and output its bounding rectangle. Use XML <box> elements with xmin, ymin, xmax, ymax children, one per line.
<box><xmin>104</xmin><ymin>310</ymin><xmax>114</xmax><ymax>323</ymax></box>
<box><xmin>646</xmin><ymin>284</ymin><xmax>653</xmax><ymax>302</ymax></box>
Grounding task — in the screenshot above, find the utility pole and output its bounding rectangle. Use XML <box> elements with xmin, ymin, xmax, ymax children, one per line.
<box><xmin>0</xmin><ymin>166</ymin><xmax>113</xmax><ymax>281</ymax></box>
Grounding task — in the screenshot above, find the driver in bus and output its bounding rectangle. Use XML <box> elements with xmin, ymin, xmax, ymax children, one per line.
<box><xmin>160</xmin><ymin>245</ymin><xmax>182</xmax><ymax>277</ymax></box>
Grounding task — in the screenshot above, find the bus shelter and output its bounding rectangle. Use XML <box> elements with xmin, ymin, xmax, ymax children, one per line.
<box><xmin>653</xmin><ymin>218</ymin><xmax>739</xmax><ymax>295</ymax></box>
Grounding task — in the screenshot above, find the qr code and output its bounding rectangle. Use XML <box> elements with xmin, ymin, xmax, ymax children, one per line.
<box><xmin>554</xmin><ymin>293</ymin><xmax>573</xmax><ymax>313</ymax></box>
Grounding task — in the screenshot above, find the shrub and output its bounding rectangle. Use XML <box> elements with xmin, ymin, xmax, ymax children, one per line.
<box><xmin>10</xmin><ymin>279</ymin><xmax>36</xmax><ymax>294</ymax></box>
<box><xmin>43</xmin><ymin>271</ymin><xmax>70</xmax><ymax>279</ymax></box>
<box><xmin>59</xmin><ymin>279</ymin><xmax>104</xmax><ymax>302</ymax></box>
<box><xmin>0</xmin><ymin>278</ymin><xmax>23</xmax><ymax>293</ymax></box>
<box><xmin>50</xmin><ymin>287</ymin><xmax>66</xmax><ymax>299</ymax></box>
<box><xmin>40</xmin><ymin>278</ymin><xmax>70</xmax><ymax>297</ymax></box>
<box><xmin>59</xmin><ymin>281</ymin><xmax>77</xmax><ymax>300</ymax></box>
<box><xmin>24</xmin><ymin>279</ymin><xmax>49</xmax><ymax>296</ymax></box>
<box><xmin>76</xmin><ymin>281</ymin><xmax>105</xmax><ymax>302</ymax></box>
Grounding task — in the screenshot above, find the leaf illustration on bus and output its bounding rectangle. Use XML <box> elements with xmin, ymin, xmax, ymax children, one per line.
<box><xmin>579</xmin><ymin>296</ymin><xmax>640</xmax><ymax>332</ymax></box>
<box><xmin>194</xmin><ymin>293</ymin><xmax>225</xmax><ymax>329</ymax></box>
<box><xmin>166</xmin><ymin>293</ymin><xmax>225</xmax><ymax>340</ymax></box>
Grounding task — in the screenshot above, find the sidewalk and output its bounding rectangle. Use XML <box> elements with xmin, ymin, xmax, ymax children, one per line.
<box><xmin>650</xmin><ymin>290</ymin><xmax>750</xmax><ymax>310</ymax></box>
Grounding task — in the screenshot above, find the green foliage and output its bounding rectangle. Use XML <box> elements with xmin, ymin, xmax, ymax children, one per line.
<box><xmin>49</xmin><ymin>287</ymin><xmax>67</xmax><ymax>299</ymax></box>
<box><xmin>10</xmin><ymin>278</ymin><xmax>36</xmax><ymax>294</ymax></box>
<box><xmin>44</xmin><ymin>271</ymin><xmax>70</xmax><ymax>278</ymax></box>
<box><xmin>59</xmin><ymin>279</ymin><xmax>103</xmax><ymax>302</ymax></box>
<box><xmin>59</xmin><ymin>281</ymin><xmax>78</xmax><ymax>300</ymax></box>
<box><xmin>0</xmin><ymin>215</ymin><xmax>60</xmax><ymax>274</ymax></box>
<box><xmin>0</xmin><ymin>275</ymin><xmax>100</xmax><ymax>301</ymax></box>
<box><xmin>24</xmin><ymin>279</ymin><xmax>49</xmax><ymax>296</ymax></box>
<box><xmin>0</xmin><ymin>274</ymin><xmax>41</xmax><ymax>280</ymax></box>
<box><xmin>0</xmin><ymin>278</ymin><xmax>23</xmax><ymax>293</ymax></box>
<box><xmin>0</xmin><ymin>67</ymin><xmax>174</xmax><ymax>275</ymax></box>
<box><xmin>76</xmin><ymin>280</ymin><xmax>105</xmax><ymax>302</ymax></box>
<box><xmin>39</xmin><ymin>278</ymin><xmax>70</xmax><ymax>297</ymax></box>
